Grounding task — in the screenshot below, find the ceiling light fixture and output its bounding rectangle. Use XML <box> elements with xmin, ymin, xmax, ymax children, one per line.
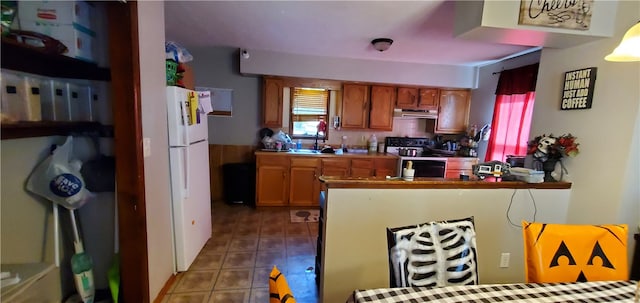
<box><xmin>371</xmin><ymin>38</ymin><xmax>393</xmax><ymax>52</ymax></box>
<box><xmin>605</xmin><ymin>21</ymin><xmax>640</xmax><ymax>62</ymax></box>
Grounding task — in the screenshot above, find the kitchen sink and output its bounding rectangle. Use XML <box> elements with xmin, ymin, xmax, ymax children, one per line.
<box><xmin>290</xmin><ymin>149</ymin><xmax>321</xmax><ymax>154</ymax></box>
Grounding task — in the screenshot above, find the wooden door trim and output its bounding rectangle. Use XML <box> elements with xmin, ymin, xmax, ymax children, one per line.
<box><xmin>108</xmin><ymin>2</ymin><xmax>150</xmax><ymax>302</ymax></box>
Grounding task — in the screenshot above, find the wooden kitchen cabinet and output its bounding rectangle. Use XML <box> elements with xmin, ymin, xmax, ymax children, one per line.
<box><xmin>396</xmin><ymin>87</ymin><xmax>418</xmax><ymax>109</ymax></box>
<box><xmin>289</xmin><ymin>157</ymin><xmax>321</xmax><ymax>206</ymax></box>
<box><xmin>341</xmin><ymin>83</ymin><xmax>369</xmax><ymax>129</ymax></box>
<box><xmin>445</xmin><ymin>157</ymin><xmax>478</xmax><ymax>179</ymax></box>
<box><xmin>395</xmin><ymin>87</ymin><xmax>438</xmax><ymax>111</ymax></box>
<box><xmin>256</xmin><ymin>155</ymin><xmax>290</xmax><ymax>206</ymax></box>
<box><xmin>436</xmin><ymin>89</ymin><xmax>471</xmax><ymax>134</ymax></box>
<box><xmin>369</xmin><ymin>85</ymin><xmax>395</xmax><ymax>131</ymax></box>
<box><xmin>350</xmin><ymin>158</ymin><xmax>374</xmax><ymax>177</ymax></box>
<box><xmin>321</xmin><ymin>158</ymin><xmax>350</xmax><ymax>177</ymax></box>
<box><xmin>374</xmin><ymin>158</ymin><xmax>398</xmax><ymax>177</ymax></box>
<box><xmin>262</xmin><ymin>77</ymin><xmax>284</xmax><ymax>127</ymax></box>
<box><xmin>418</xmin><ymin>88</ymin><xmax>439</xmax><ymax>110</ymax></box>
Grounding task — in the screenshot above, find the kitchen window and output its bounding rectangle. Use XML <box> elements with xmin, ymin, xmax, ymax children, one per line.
<box><xmin>290</xmin><ymin>87</ymin><xmax>329</xmax><ymax>139</ymax></box>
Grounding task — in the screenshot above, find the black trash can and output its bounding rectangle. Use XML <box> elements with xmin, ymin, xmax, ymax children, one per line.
<box><xmin>222</xmin><ymin>162</ymin><xmax>256</xmax><ymax>206</ymax></box>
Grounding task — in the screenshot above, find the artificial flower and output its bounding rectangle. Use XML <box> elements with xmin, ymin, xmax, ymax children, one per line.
<box><xmin>527</xmin><ymin>133</ymin><xmax>579</xmax><ymax>160</ymax></box>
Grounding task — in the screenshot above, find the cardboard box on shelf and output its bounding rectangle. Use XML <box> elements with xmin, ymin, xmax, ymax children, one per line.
<box><xmin>17</xmin><ymin>1</ymin><xmax>94</xmax><ymax>32</ymax></box>
<box><xmin>18</xmin><ymin>22</ymin><xmax>94</xmax><ymax>62</ymax></box>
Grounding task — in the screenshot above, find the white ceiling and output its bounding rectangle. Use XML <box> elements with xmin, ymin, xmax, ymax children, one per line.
<box><xmin>164</xmin><ymin>1</ymin><xmax>539</xmax><ymax>67</ymax></box>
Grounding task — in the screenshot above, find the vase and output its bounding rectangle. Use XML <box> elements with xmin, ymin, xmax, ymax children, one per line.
<box><xmin>542</xmin><ymin>159</ymin><xmax>559</xmax><ymax>182</ymax></box>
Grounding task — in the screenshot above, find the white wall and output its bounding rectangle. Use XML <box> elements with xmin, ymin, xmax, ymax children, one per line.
<box><xmin>188</xmin><ymin>47</ymin><xmax>262</xmax><ymax>145</ymax></box>
<box><xmin>138</xmin><ymin>1</ymin><xmax>174</xmax><ymax>300</ymax></box>
<box><xmin>322</xmin><ymin>187</ymin><xmax>572</xmax><ymax>303</ymax></box>
<box><xmin>240</xmin><ymin>49</ymin><xmax>479</xmax><ymax>89</ymax></box>
<box><xmin>531</xmin><ymin>0</ymin><xmax>639</xmax><ymax>252</ymax></box>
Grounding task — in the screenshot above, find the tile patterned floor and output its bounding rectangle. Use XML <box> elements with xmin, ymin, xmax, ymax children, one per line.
<box><xmin>160</xmin><ymin>201</ymin><xmax>319</xmax><ymax>303</ymax></box>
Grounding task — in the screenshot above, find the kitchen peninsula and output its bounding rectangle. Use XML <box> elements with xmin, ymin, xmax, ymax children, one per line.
<box><xmin>316</xmin><ymin>176</ymin><xmax>572</xmax><ymax>303</ymax></box>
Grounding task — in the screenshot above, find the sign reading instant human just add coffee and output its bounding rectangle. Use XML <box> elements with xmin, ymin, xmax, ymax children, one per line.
<box><xmin>561</xmin><ymin>67</ymin><xmax>597</xmax><ymax>110</ymax></box>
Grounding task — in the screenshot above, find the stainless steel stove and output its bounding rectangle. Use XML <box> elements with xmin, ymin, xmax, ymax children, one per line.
<box><xmin>384</xmin><ymin>137</ymin><xmax>447</xmax><ymax>178</ymax></box>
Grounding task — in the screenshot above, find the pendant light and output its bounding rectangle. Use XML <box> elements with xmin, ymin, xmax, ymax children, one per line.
<box><xmin>604</xmin><ymin>21</ymin><xmax>640</xmax><ymax>62</ymax></box>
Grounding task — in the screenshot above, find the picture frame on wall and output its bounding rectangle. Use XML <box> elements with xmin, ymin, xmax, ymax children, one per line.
<box><xmin>518</xmin><ymin>0</ymin><xmax>594</xmax><ymax>30</ymax></box>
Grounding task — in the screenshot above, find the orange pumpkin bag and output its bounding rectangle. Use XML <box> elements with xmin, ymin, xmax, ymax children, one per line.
<box><xmin>522</xmin><ymin>221</ymin><xmax>628</xmax><ymax>283</ymax></box>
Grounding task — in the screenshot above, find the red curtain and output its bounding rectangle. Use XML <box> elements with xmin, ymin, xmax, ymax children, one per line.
<box><xmin>485</xmin><ymin>64</ymin><xmax>539</xmax><ymax>162</ymax></box>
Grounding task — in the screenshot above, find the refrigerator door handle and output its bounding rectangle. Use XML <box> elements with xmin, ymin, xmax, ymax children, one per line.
<box><xmin>179</xmin><ymin>99</ymin><xmax>190</xmax><ymax>146</ymax></box>
<box><xmin>184</xmin><ymin>147</ymin><xmax>190</xmax><ymax>198</ymax></box>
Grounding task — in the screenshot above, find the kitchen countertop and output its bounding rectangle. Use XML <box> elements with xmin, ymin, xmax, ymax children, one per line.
<box><xmin>318</xmin><ymin>175</ymin><xmax>571</xmax><ymax>189</ymax></box>
<box><xmin>255</xmin><ymin>149</ymin><xmax>399</xmax><ymax>159</ymax></box>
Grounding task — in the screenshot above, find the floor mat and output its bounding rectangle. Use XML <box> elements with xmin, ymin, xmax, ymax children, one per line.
<box><xmin>290</xmin><ymin>209</ymin><xmax>319</xmax><ymax>223</ymax></box>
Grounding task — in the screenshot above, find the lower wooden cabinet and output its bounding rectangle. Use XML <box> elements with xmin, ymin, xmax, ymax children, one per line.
<box><xmin>350</xmin><ymin>159</ymin><xmax>374</xmax><ymax>177</ymax></box>
<box><xmin>289</xmin><ymin>158</ymin><xmax>321</xmax><ymax>206</ymax></box>
<box><xmin>374</xmin><ymin>158</ymin><xmax>398</xmax><ymax>177</ymax></box>
<box><xmin>321</xmin><ymin>158</ymin><xmax>350</xmax><ymax>177</ymax></box>
<box><xmin>256</xmin><ymin>155</ymin><xmax>290</xmax><ymax>206</ymax></box>
<box><xmin>445</xmin><ymin>157</ymin><xmax>478</xmax><ymax>179</ymax></box>
<box><xmin>256</xmin><ymin>153</ymin><xmax>399</xmax><ymax>206</ymax></box>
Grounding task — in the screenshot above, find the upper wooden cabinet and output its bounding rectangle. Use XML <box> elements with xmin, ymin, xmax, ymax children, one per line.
<box><xmin>369</xmin><ymin>85</ymin><xmax>395</xmax><ymax>131</ymax></box>
<box><xmin>341</xmin><ymin>84</ymin><xmax>394</xmax><ymax>130</ymax></box>
<box><xmin>396</xmin><ymin>87</ymin><xmax>418</xmax><ymax>109</ymax></box>
<box><xmin>396</xmin><ymin>87</ymin><xmax>438</xmax><ymax>110</ymax></box>
<box><xmin>341</xmin><ymin>83</ymin><xmax>369</xmax><ymax>129</ymax></box>
<box><xmin>262</xmin><ymin>77</ymin><xmax>284</xmax><ymax>127</ymax></box>
<box><xmin>436</xmin><ymin>89</ymin><xmax>471</xmax><ymax>134</ymax></box>
<box><xmin>418</xmin><ymin>88</ymin><xmax>439</xmax><ymax>110</ymax></box>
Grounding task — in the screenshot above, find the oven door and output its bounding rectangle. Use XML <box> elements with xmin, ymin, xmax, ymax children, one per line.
<box><xmin>398</xmin><ymin>157</ymin><xmax>447</xmax><ymax>178</ymax></box>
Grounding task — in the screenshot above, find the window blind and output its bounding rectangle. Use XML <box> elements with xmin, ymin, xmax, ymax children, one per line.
<box><xmin>292</xmin><ymin>88</ymin><xmax>328</xmax><ymax>115</ymax></box>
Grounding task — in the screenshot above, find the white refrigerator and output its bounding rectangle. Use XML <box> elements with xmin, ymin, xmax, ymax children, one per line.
<box><xmin>166</xmin><ymin>86</ymin><xmax>212</xmax><ymax>272</ymax></box>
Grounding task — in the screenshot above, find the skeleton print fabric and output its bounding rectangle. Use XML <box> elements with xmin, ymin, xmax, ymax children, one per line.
<box><xmin>387</xmin><ymin>217</ymin><xmax>478</xmax><ymax>288</ymax></box>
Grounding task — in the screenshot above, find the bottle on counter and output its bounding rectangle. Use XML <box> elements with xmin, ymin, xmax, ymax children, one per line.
<box><xmin>368</xmin><ymin>134</ymin><xmax>378</xmax><ymax>153</ymax></box>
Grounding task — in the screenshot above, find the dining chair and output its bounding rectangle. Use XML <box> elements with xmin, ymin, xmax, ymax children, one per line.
<box><xmin>386</xmin><ymin>216</ymin><xmax>479</xmax><ymax>288</ymax></box>
<box><xmin>269</xmin><ymin>265</ymin><xmax>297</xmax><ymax>303</ymax></box>
<box><xmin>522</xmin><ymin>221</ymin><xmax>629</xmax><ymax>283</ymax></box>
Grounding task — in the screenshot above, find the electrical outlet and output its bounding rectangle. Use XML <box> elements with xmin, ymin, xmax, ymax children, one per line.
<box><xmin>500</xmin><ymin>252</ymin><xmax>510</xmax><ymax>268</ymax></box>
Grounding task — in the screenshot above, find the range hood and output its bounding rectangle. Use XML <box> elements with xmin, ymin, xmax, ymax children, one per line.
<box><xmin>393</xmin><ymin>108</ymin><xmax>438</xmax><ymax>119</ymax></box>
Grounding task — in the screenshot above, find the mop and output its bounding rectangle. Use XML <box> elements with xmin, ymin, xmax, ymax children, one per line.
<box><xmin>25</xmin><ymin>137</ymin><xmax>96</xmax><ymax>303</ymax></box>
<box><xmin>69</xmin><ymin>209</ymin><xmax>95</xmax><ymax>303</ymax></box>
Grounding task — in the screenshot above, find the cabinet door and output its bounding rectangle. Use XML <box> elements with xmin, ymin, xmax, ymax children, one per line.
<box><xmin>445</xmin><ymin>158</ymin><xmax>478</xmax><ymax>178</ymax></box>
<box><xmin>290</xmin><ymin>166</ymin><xmax>320</xmax><ymax>206</ymax></box>
<box><xmin>341</xmin><ymin>83</ymin><xmax>369</xmax><ymax>129</ymax></box>
<box><xmin>262</xmin><ymin>77</ymin><xmax>283</xmax><ymax>127</ymax></box>
<box><xmin>350</xmin><ymin>159</ymin><xmax>374</xmax><ymax>177</ymax></box>
<box><xmin>396</xmin><ymin>87</ymin><xmax>418</xmax><ymax>109</ymax></box>
<box><xmin>321</xmin><ymin>158</ymin><xmax>350</xmax><ymax>177</ymax></box>
<box><xmin>290</xmin><ymin>157</ymin><xmax>321</xmax><ymax>206</ymax></box>
<box><xmin>374</xmin><ymin>158</ymin><xmax>398</xmax><ymax>177</ymax></box>
<box><xmin>369</xmin><ymin>85</ymin><xmax>395</xmax><ymax>131</ymax></box>
<box><xmin>418</xmin><ymin>88</ymin><xmax>438</xmax><ymax>110</ymax></box>
<box><xmin>256</xmin><ymin>155</ymin><xmax>289</xmax><ymax>206</ymax></box>
<box><xmin>436</xmin><ymin>89</ymin><xmax>471</xmax><ymax>134</ymax></box>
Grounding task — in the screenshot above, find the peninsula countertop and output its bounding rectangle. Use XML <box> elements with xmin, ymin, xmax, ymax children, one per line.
<box><xmin>318</xmin><ymin>175</ymin><xmax>572</xmax><ymax>189</ymax></box>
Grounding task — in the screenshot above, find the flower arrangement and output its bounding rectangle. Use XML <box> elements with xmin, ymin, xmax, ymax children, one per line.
<box><xmin>527</xmin><ymin>133</ymin><xmax>580</xmax><ymax>160</ymax></box>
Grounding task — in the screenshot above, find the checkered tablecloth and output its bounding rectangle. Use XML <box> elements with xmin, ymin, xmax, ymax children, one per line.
<box><xmin>349</xmin><ymin>280</ymin><xmax>637</xmax><ymax>303</ymax></box>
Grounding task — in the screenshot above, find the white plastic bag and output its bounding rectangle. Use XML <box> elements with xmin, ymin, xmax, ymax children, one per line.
<box><xmin>26</xmin><ymin>136</ymin><xmax>94</xmax><ymax>209</ymax></box>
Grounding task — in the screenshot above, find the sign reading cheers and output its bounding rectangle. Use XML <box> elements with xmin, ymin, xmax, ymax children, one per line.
<box><xmin>561</xmin><ymin>67</ymin><xmax>597</xmax><ymax>110</ymax></box>
<box><xmin>519</xmin><ymin>0</ymin><xmax>593</xmax><ymax>30</ymax></box>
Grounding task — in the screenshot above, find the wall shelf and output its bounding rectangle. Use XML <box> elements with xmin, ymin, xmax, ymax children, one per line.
<box><xmin>1</xmin><ymin>121</ymin><xmax>113</xmax><ymax>140</ymax></box>
<box><xmin>0</xmin><ymin>40</ymin><xmax>111</xmax><ymax>81</ymax></box>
